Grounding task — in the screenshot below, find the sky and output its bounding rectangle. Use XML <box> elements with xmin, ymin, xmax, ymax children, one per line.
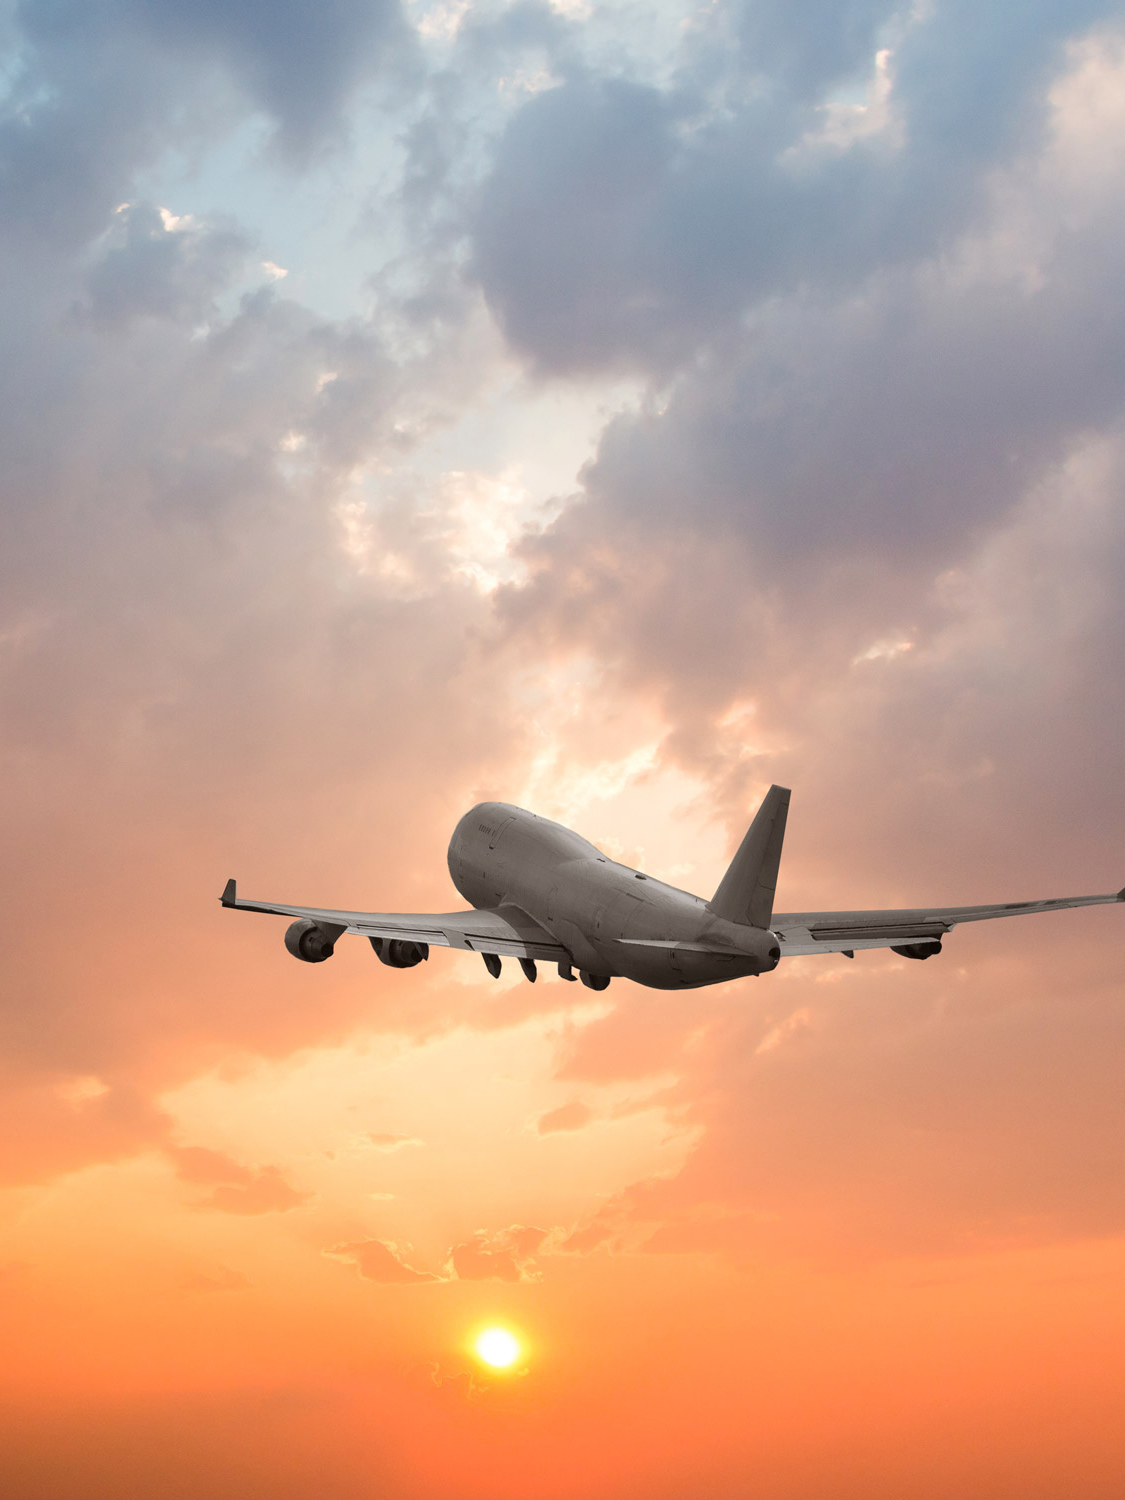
<box><xmin>2</xmin><ymin>0</ymin><xmax>1125</xmax><ymax>1494</ymax></box>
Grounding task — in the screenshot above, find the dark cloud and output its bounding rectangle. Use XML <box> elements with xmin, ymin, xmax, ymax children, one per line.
<box><xmin>0</xmin><ymin>0</ymin><xmax>414</xmax><ymax>273</ymax></box>
<box><xmin>81</xmin><ymin>203</ymin><xmax>252</xmax><ymax>327</ymax></box>
<box><xmin>490</xmin><ymin>20</ymin><xmax>1125</xmax><ymax>754</ymax></box>
<box><xmin>19</xmin><ymin>0</ymin><xmax>413</xmax><ymax>160</ymax></box>
<box><xmin>143</xmin><ymin>0</ymin><xmax>409</xmax><ymax>139</ymax></box>
<box><xmin>575</xmin><ymin>258</ymin><xmax>1125</xmax><ymax>566</ymax></box>
<box><xmin>472</xmin><ymin>76</ymin><xmax>687</xmax><ymax>372</ymax></box>
<box><xmin>733</xmin><ymin>0</ymin><xmax>900</xmax><ymax>97</ymax></box>
<box><xmin>0</xmin><ymin>15</ymin><xmax>180</xmax><ymax>251</ymax></box>
<box><xmin>892</xmin><ymin>0</ymin><xmax>1110</xmax><ymax>168</ymax></box>
<box><xmin>471</xmin><ymin>2</ymin><xmax>1124</xmax><ymax>376</ymax></box>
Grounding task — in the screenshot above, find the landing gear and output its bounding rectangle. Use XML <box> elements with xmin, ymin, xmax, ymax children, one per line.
<box><xmin>557</xmin><ymin>960</ymin><xmax>577</xmax><ymax>982</ymax></box>
<box><xmin>579</xmin><ymin>971</ymin><xmax>610</xmax><ymax>991</ymax></box>
<box><xmin>482</xmin><ymin>952</ymin><xmax>502</xmax><ymax>978</ymax></box>
<box><xmin>518</xmin><ymin>957</ymin><xmax>537</xmax><ymax>983</ymax></box>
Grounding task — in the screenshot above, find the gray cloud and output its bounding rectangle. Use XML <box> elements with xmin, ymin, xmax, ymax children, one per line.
<box><xmin>20</xmin><ymin>0</ymin><xmax>414</xmax><ymax>160</ymax></box>
<box><xmin>81</xmin><ymin>203</ymin><xmax>252</xmax><ymax>327</ymax></box>
<box><xmin>0</xmin><ymin>15</ymin><xmax>181</xmax><ymax>251</ymax></box>
<box><xmin>470</xmin><ymin>2</ymin><xmax>1123</xmax><ymax>376</ymax></box>
<box><xmin>493</xmin><ymin>20</ymin><xmax>1125</xmax><ymax>726</ymax></box>
<box><xmin>732</xmin><ymin>0</ymin><xmax>900</xmax><ymax>97</ymax></box>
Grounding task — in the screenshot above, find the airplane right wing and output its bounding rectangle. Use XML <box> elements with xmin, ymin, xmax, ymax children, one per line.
<box><xmin>772</xmin><ymin>887</ymin><xmax>1125</xmax><ymax>957</ymax></box>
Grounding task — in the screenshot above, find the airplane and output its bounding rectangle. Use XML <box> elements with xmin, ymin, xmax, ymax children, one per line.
<box><xmin>220</xmin><ymin>787</ymin><xmax>1124</xmax><ymax>991</ymax></box>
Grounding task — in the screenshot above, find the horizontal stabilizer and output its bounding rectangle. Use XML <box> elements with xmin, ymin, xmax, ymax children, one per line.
<box><xmin>709</xmin><ymin>785</ymin><xmax>790</xmax><ymax>929</ymax></box>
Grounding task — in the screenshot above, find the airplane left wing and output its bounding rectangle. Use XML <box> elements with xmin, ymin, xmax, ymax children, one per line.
<box><xmin>773</xmin><ymin>887</ymin><xmax>1125</xmax><ymax>957</ymax></box>
<box><xmin>220</xmin><ymin>879</ymin><xmax>568</xmax><ymax>961</ymax></box>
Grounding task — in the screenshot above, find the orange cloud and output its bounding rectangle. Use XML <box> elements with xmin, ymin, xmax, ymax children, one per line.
<box><xmin>366</xmin><ymin>1132</ymin><xmax>423</xmax><ymax>1152</ymax></box>
<box><xmin>536</xmin><ymin>1100</ymin><xmax>593</xmax><ymax>1134</ymax></box>
<box><xmin>326</xmin><ymin>1238</ymin><xmax>441</xmax><ymax>1284</ymax></box>
<box><xmin>169</xmin><ymin>1146</ymin><xmax>310</xmax><ymax>1214</ymax></box>
<box><xmin>448</xmin><ymin>1225</ymin><xmax>549</xmax><ymax>1282</ymax></box>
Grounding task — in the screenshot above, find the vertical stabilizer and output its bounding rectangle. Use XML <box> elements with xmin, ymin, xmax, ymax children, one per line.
<box><xmin>708</xmin><ymin>785</ymin><xmax>790</xmax><ymax>929</ymax></box>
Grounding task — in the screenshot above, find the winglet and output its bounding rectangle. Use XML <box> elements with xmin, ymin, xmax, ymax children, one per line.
<box><xmin>1118</xmin><ymin>886</ymin><xmax>1125</xmax><ymax>902</ymax></box>
<box><xmin>221</xmin><ymin>878</ymin><xmax>237</xmax><ymax>908</ymax></box>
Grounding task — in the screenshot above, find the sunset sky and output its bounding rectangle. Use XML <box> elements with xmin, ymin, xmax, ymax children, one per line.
<box><xmin>3</xmin><ymin>0</ymin><xmax>1125</xmax><ymax>1495</ymax></box>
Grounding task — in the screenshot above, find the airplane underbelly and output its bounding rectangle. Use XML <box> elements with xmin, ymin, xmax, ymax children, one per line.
<box><xmin>611</xmin><ymin>942</ymin><xmax>758</xmax><ymax>989</ymax></box>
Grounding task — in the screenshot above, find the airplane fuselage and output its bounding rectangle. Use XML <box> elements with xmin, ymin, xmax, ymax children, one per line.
<box><xmin>447</xmin><ymin>802</ymin><xmax>781</xmax><ymax>989</ymax></box>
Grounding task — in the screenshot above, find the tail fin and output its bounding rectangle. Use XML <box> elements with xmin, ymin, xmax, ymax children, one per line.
<box><xmin>708</xmin><ymin>785</ymin><xmax>790</xmax><ymax>929</ymax></box>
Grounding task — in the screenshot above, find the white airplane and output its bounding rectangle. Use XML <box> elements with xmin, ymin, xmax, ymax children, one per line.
<box><xmin>221</xmin><ymin>787</ymin><xmax>1123</xmax><ymax>990</ymax></box>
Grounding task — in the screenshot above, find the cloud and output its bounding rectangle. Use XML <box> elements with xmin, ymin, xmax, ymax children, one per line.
<box><xmin>22</xmin><ymin>0</ymin><xmax>414</xmax><ymax>161</ymax></box>
<box><xmin>0</xmin><ymin>1077</ymin><xmax>171</xmax><ymax>1189</ymax></box>
<box><xmin>0</xmin><ymin>0</ymin><xmax>1123</xmax><ymax>1295</ymax></box>
<box><xmin>489</xmin><ymin>25</ymin><xmax>1125</xmax><ymax>777</ymax></box>
<box><xmin>81</xmin><ymin>202</ymin><xmax>252</xmax><ymax>327</ymax></box>
<box><xmin>169</xmin><ymin>1146</ymin><xmax>311</xmax><ymax>1214</ymax></box>
<box><xmin>329</xmin><ymin>1225</ymin><xmax>552</xmax><ymax>1284</ymax></box>
<box><xmin>605</xmin><ymin>944</ymin><xmax>1125</xmax><ymax>1260</ymax></box>
<box><xmin>448</xmin><ymin>1225</ymin><xmax>548</xmax><ymax>1281</ymax></box>
<box><xmin>2</xmin><ymin>4</ymin><xmax>1125</xmax><ymax>1491</ymax></box>
<box><xmin>472</xmin><ymin>76</ymin><xmax>687</xmax><ymax>374</ymax></box>
<box><xmin>536</xmin><ymin>1099</ymin><xmax>593</xmax><ymax>1134</ymax></box>
<box><xmin>733</xmin><ymin>0</ymin><xmax>901</xmax><ymax>99</ymax></box>
<box><xmin>471</xmin><ymin>4</ymin><xmax>1124</xmax><ymax>377</ymax></box>
<box><xmin>0</xmin><ymin>81</ymin><xmax>547</xmax><ymax>1188</ymax></box>
<box><xmin>366</xmin><ymin>1132</ymin><xmax>424</xmax><ymax>1151</ymax></box>
<box><xmin>327</xmin><ymin>1237</ymin><xmax>441</xmax><ymax>1283</ymax></box>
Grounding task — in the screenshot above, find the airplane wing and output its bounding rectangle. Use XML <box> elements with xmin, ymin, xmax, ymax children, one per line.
<box><xmin>220</xmin><ymin>880</ymin><xmax>568</xmax><ymax>961</ymax></box>
<box><xmin>772</xmin><ymin>888</ymin><xmax>1125</xmax><ymax>957</ymax></box>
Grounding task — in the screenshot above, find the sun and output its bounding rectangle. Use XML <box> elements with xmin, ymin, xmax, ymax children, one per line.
<box><xmin>473</xmin><ymin>1326</ymin><xmax>522</xmax><ymax>1370</ymax></box>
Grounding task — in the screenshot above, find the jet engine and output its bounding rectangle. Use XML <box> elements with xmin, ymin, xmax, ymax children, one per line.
<box><xmin>370</xmin><ymin>936</ymin><xmax>429</xmax><ymax>968</ymax></box>
<box><xmin>284</xmin><ymin>918</ymin><xmax>340</xmax><ymax>963</ymax></box>
<box><xmin>891</xmin><ymin>939</ymin><xmax>943</xmax><ymax>961</ymax></box>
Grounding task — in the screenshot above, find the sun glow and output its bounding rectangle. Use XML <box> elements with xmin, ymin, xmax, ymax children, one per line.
<box><xmin>474</xmin><ymin>1326</ymin><xmax>522</xmax><ymax>1369</ymax></box>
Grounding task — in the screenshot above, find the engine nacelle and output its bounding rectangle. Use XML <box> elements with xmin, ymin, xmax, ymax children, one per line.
<box><xmin>370</xmin><ymin>936</ymin><xmax>429</xmax><ymax>968</ymax></box>
<box><xmin>891</xmin><ymin>939</ymin><xmax>943</xmax><ymax>961</ymax></box>
<box><xmin>285</xmin><ymin>918</ymin><xmax>339</xmax><ymax>963</ymax></box>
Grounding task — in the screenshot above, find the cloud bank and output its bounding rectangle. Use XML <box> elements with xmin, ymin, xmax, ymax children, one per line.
<box><xmin>2</xmin><ymin>0</ymin><xmax>1125</xmax><ymax>1494</ymax></box>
